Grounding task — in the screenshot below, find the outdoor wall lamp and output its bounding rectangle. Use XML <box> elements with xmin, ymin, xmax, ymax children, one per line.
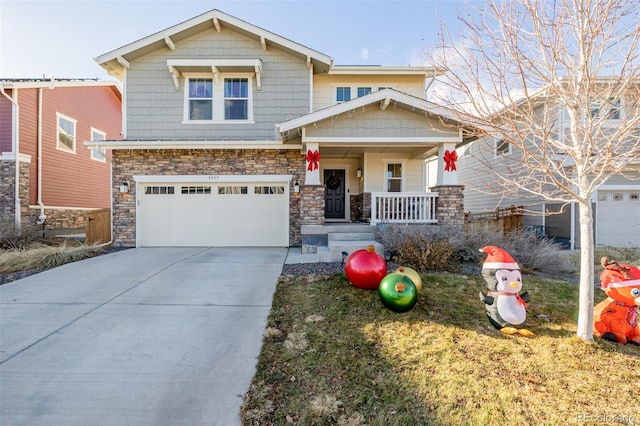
<box><xmin>119</xmin><ymin>182</ymin><xmax>129</xmax><ymax>193</ymax></box>
<box><xmin>356</xmin><ymin>168</ymin><xmax>362</xmax><ymax>178</ymax></box>
<box><xmin>293</xmin><ymin>182</ymin><xmax>300</xmax><ymax>194</ymax></box>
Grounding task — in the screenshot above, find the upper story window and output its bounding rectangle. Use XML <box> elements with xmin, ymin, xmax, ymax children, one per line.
<box><xmin>224</xmin><ymin>78</ymin><xmax>249</xmax><ymax>120</ymax></box>
<box><xmin>387</xmin><ymin>163</ymin><xmax>402</xmax><ymax>192</ymax></box>
<box><xmin>336</xmin><ymin>87</ymin><xmax>351</xmax><ymax>103</ymax></box>
<box><xmin>336</xmin><ymin>86</ymin><xmax>376</xmax><ymax>104</ymax></box>
<box><xmin>495</xmin><ymin>139</ymin><xmax>511</xmax><ymax>157</ymax></box>
<box><xmin>90</xmin><ymin>128</ymin><xmax>106</xmax><ymax>161</ymax></box>
<box><xmin>589</xmin><ymin>97</ymin><xmax>621</xmax><ymax>120</ymax></box>
<box><xmin>183</xmin><ymin>73</ymin><xmax>253</xmax><ymax>123</ymax></box>
<box><xmin>56</xmin><ymin>113</ymin><xmax>76</xmax><ymax>153</ymax></box>
<box><xmin>189</xmin><ymin>78</ymin><xmax>213</xmax><ymax>120</ymax></box>
<box><xmin>357</xmin><ymin>87</ymin><xmax>372</xmax><ymax>97</ymax></box>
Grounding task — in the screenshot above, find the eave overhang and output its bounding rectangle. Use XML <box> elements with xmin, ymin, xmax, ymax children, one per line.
<box><xmin>95</xmin><ymin>9</ymin><xmax>333</xmax><ymax>80</ymax></box>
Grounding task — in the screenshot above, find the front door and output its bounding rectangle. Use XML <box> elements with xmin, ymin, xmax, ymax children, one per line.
<box><xmin>324</xmin><ymin>169</ymin><xmax>346</xmax><ymax>219</ymax></box>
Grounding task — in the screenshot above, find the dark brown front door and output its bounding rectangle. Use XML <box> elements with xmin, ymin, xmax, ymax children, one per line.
<box><xmin>324</xmin><ymin>169</ymin><xmax>345</xmax><ymax>219</ymax></box>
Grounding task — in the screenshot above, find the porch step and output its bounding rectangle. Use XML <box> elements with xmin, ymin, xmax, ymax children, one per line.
<box><xmin>328</xmin><ymin>232</ymin><xmax>376</xmax><ymax>242</ymax></box>
<box><xmin>317</xmin><ymin>240</ymin><xmax>385</xmax><ymax>263</ymax></box>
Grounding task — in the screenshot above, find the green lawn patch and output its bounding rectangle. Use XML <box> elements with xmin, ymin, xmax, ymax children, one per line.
<box><xmin>241</xmin><ymin>272</ymin><xmax>639</xmax><ymax>425</ymax></box>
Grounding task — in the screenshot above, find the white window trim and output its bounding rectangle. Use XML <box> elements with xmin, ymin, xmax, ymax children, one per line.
<box><xmin>384</xmin><ymin>160</ymin><xmax>405</xmax><ymax>192</ymax></box>
<box><xmin>90</xmin><ymin>127</ymin><xmax>107</xmax><ymax>162</ymax></box>
<box><xmin>56</xmin><ymin>112</ymin><xmax>77</xmax><ymax>154</ymax></box>
<box><xmin>333</xmin><ymin>85</ymin><xmax>393</xmax><ymax>104</ymax></box>
<box><xmin>494</xmin><ymin>138</ymin><xmax>512</xmax><ymax>158</ymax></box>
<box><xmin>182</xmin><ymin>72</ymin><xmax>255</xmax><ymax>124</ymax></box>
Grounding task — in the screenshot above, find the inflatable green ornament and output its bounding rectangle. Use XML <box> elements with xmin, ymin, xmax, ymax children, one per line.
<box><xmin>378</xmin><ymin>273</ymin><xmax>418</xmax><ymax>313</ymax></box>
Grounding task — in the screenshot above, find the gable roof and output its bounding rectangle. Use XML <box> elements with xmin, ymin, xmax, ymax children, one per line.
<box><xmin>0</xmin><ymin>78</ymin><xmax>122</xmax><ymax>100</ymax></box>
<box><xmin>96</xmin><ymin>9</ymin><xmax>334</xmax><ymax>79</ymax></box>
<box><xmin>277</xmin><ymin>88</ymin><xmax>478</xmax><ymax>144</ymax></box>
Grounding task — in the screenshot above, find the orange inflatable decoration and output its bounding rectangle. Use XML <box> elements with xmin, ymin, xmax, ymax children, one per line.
<box><xmin>594</xmin><ymin>257</ymin><xmax>640</xmax><ymax>345</ymax></box>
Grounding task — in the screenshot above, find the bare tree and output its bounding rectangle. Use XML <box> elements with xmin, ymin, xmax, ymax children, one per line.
<box><xmin>429</xmin><ymin>0</ymin><xmax>640</xmax><ymax>341</ymax></box>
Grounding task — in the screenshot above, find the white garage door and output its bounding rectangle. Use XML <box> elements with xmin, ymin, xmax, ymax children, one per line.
<box><xmin>596</xmin><ymin>190</ymin><xmax>640</xmax><ymax>248</ymax></box>
<box><xmin>137</xmin><ymin>179</ymin><xmax>289</xmax><ymax>247</ymax></box>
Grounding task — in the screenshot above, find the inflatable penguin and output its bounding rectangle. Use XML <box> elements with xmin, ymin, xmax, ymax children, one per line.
<box><xmin>479</xmin><ymin>246</ymin><xmax>533</xmax><ymax>336</ymax></box>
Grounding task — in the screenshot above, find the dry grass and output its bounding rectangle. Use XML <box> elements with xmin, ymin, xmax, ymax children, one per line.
<box><xmin>564</xmin><ymin>247</ymin><xmax>640</xmax><ymax>275</ymax></box>
<box><xmin>0</xmin><ymin>241</ymin><xmax>104</xmax><ymax>274</ymax></box>
<box><xmin>241</xmin><ymin>272</ymin><xmax>639</xmax><ymax>426</ymax></box>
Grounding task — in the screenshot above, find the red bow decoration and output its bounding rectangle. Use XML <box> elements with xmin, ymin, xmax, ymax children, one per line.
<box><xmin>306</xmin><ymin>149</ymin><xmax>320</xmax><ymax>171</ymax></box>
<box><xmin>444</xmin><ymin>149</ymin><xmax>458</xmax><ymax>172</ymax></box>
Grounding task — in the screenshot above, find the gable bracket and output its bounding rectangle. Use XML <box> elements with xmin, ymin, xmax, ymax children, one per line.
<box><xmin>117</xmin><ymin>56</ymin><xmax>130</xmax><ymax>69</ymax></box>
<box><xmin>307</xmin><ymin>56</ymin><xmax>312</xmax><ymax>70</ymax></box>
<box><xmin>380</xmin><ymin>96</ymin><xmax>391</xmax><ymax>110</ymax></box>
<box><xmin>261</xmin><ymin>36</ymin><xmax>267</xmax><ymax>51</ymax></box>
<box><xmin>168</xmin><ymin>66</ymin><xmax>180</xmax><ymax>90</ymax></box>
<box><xmin>212</xmin><ymin>17</ymin><xmax>221</xmax><ymax>32</ymax></box>
<box><xmin>254</xmin><ymin>64</ymin><xmax>262</xmax><ymax>90</ymax></box>
<box><xmin>164</xmin><ymin>36</ymin><xmax>175</xmax><ymax>51</ymax></box>
<box><xmin>211</xmin><ymin>66</ymin><xmax>220</xmax><ymax>85</ymax></box>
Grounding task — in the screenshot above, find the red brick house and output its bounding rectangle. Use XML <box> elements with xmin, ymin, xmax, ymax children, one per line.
<box><xmin>0</xmin><ymin>79</ymin><xmax>122</xmax><ymax>232</ymax></box>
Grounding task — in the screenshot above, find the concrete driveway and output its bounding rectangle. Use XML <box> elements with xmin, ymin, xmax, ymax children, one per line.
<box><xmin>0</xmin><ymin>247</ymin><xmax>287</xmax><ymax>426</ymax></box>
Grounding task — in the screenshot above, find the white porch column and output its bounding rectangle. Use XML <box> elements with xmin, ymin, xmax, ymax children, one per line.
<box><xmin>435</xmin><ymin>143</ymin><xmax>458</xmax><ymax>186</ymax></box>
<box><xmin>304</xmin><ymin>142</ymin><xmax>321</xmax><ymax>185</ymax></box>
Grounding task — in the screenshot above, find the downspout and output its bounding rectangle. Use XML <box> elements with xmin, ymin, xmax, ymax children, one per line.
<box><xmin>36</xmin><ymin>86</ymin><xmax>46</xmax><ymax>224</ymax></box>
<box><xmin>1</xmin><ymin>84</ymin><xmax>20</xmax><ymax>229</ymax></box>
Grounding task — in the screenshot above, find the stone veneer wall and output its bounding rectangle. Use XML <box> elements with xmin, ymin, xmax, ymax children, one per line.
<box><xmin>111</xmin><ymin>149</ymin><xmax>305</xmax><ymax>247</ymax></box>
<box><xmin>361</xmin><ymin>192</ymin><xmax>372</xmax><ymax>223</ymax></box>
<box><xmin>300</xmin><ymin>185</ymin><xmax>325</xmax><ymax>226</ymax></box>
<box><xmin>0</xmin><ymin>160</ymin><xmax>16</xmax><ymax>223</ymax></box>
<box><xmin>350</xmin><ymin>193</ymin><xmax>364</xmax><ymax>222</ymax></box>
<box><xmin>23</xmin><ymin>208</ymin><xmax>88</xmax><ymax>229</ymax></box>
<box><xmin>431</xmin><ymin>185</ymin><xmax>465</xmax><ymax>227</ymax></box>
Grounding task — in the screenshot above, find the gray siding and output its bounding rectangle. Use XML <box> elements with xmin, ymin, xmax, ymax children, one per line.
<box><xmin>126</xmin><ymin>27</ymin><xmax>310</xmax><ymax>141</ymax></box>
<box><xmin>305</xmin><ymin>107</ymin><xmax>452</xmax><ymax>138</ymax></box>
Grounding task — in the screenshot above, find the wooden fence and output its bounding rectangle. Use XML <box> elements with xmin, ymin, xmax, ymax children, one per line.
<box><xmin>85</xmin><ymin>208</ymin><xmax>111</xmax><ymax>245</ymax></box>
<box><xmin>464</xmin><ymin>205</ymin><xmax>524</xmax><ymax>235</ymax></box>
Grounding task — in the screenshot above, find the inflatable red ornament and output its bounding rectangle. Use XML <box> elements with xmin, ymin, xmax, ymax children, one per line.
<box><xmin>345</xmin><ymin>245</ymin><xmax>387</xmax><ymax>290</ymax></box>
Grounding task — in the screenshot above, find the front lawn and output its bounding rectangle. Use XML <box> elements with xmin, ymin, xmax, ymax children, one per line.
<box><xmin>241</xmin><ymin>272</ymin><xmax>638</xmax><ymax>425</ymax></box>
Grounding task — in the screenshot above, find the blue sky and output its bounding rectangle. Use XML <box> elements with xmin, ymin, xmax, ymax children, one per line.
<box><xmin>1</xmin><ymin>0</ymin><xmax>469</xmax><ymax>81</ymax></box>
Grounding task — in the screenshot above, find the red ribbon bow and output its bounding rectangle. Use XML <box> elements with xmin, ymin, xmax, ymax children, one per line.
<box><xmin>306</xmin><ymin>149</ymin><xmax>320</xmax><ymax>171</ymax></box>
<box><xmin>444</xmin><ymin>149</ymin><xmax>458</xmax><ymax>172</ymax></box>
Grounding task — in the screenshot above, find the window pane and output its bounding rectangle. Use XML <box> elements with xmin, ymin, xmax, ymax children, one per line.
<box><xmin>190</xmin><ymin>100</ymin><xmax>213</xmax><ymax>120</ymax></box>
<box><xmin>388</xmin><ymin>179</ymin><xmax>401</xmax><ymax>192</ymax></box>
<box><xmin>336</xmin><ymin>87</ymin><xmax>351</xmax><ymax>102</ymax></box>
<box><xmin>225</xmin><ymin>100</ymin><xmax>248</xmax><ymax>120</ymax></box>
<box><xmin>387</xmin><ymin>163</ymin><xmax>401</xmax><ymax>178</ymax></box>
<box><xmin>189</xmin><ymin>79</ymin><xmax>212</xmax><ymax>98</ymax></box>
<box><xmin>357</xmin><ymin>87</ymin><xmax>372</xmax><ymax>97</ymax></box>
<box><xmin>224</xmin><ymin>78</ymin><xmax>248</xmax><ymax>98</ymax></box>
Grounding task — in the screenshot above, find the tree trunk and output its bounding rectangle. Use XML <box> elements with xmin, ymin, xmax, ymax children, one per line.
<box><xmin>576</xmin><ymin>199</ymin><xmax>595</xmax><ymax>341</ymax></box>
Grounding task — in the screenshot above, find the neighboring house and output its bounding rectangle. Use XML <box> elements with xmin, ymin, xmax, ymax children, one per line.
<box><xmin>0</xmin><ymin>79</ymin><xmax>122</xmax><ymax>232</ymax></box>
<box><xmin>89</xmin><ymin>9</ymin><xmax>476</xmax><ymax>251</ymax></box>
<box><xmin>457</xmin><ymin>91</ymin><xmax>640</xmax><ymax>249</ymax></box>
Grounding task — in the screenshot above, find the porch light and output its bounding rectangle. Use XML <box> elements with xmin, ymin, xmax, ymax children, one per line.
<box><xmin>119</xmin><ymin>182</ymin><xmax>129</xmax><ymax>193</ymax></box>
<box><xmin>356</xmin><ymin>168</ymin><xmax>362</xmax><ymax>178</ymax></box>
<box><xmin>293</xmin><ymin>182</ymin><xmax>300</xmax><ymax>194</ymax></box>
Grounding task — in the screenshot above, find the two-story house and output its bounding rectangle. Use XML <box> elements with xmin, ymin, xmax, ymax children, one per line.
<box><xmin>89</xmin><ymin>9</ymin><xmax>476</xmax><ymax>252</ymax></box>
<box><xmin>457</xmin><ymin>87</ymin><xmax>640</xmax><ymax>249</ymax></box>
<box><xmin>1</xmin><ymin>79</ymin><xmax>122</xmax><ymax>233</ymax></box>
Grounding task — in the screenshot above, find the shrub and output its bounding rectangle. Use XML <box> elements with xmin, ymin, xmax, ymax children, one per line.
<box><xmin>0</xmin><ymin>220</ymin><xmax>38</xmax><ymax>250</ymax></box>
<box><xmin>394</xmin><ymin>234</ymin><xmax>459</xmax><ymax>272</ymax></box>
<box><xmin>0</xmin><ymin>242</ymin><xmax>103</xmax><ymax>273</ymax></box>
<box><xmin>377</xmin><ymin>225</ymin><xmax>574</xmax><ymax>274</ymax></box>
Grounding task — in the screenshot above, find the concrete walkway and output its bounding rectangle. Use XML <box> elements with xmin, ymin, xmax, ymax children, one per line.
<box><xmin>0</xmin><ymin>247</ymin><xmax>287</xmax><ymax>426</ymax></box>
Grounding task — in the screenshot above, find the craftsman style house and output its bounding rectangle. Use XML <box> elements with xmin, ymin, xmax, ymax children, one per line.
<box><xmin>90</xmin><ymin>9</ymin><xmax>475</xmax><ymax>253</ymax></box>
<box><xmin>1</xmin><ymin>79</ymin><xmax>121</xmax><ymax>231</ymax></box>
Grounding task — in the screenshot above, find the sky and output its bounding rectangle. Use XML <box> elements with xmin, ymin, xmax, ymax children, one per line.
<box><xmin>0</xmin><ymin>0</ymin><xmax>470</xmax><ymax>81</ymax></box>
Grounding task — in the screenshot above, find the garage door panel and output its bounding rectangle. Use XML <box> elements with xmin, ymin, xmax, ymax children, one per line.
<box><xmin>597</xmin><ymin>190</ymin><xmax>640</xmax><ymax>248</ymax></box>
<box><xmin>138</xmin><ymin>180</ymin><xmax>289</xmax><ymax>247</ymax></box>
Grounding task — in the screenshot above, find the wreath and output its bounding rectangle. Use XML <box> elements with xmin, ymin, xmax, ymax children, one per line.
<box><xmin>326</xmin><ymin>175</ymin><xmax>341</xmax><ymax>190</ymax></box>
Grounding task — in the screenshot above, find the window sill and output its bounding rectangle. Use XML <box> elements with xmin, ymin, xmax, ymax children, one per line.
<box><xmin>182</xmin><ymin>120</ymin><xmax>255</xmax><ymax>125</ymax></box>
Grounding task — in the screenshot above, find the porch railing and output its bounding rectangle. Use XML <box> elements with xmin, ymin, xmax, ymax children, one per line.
<box><xmin>370</xmin><ymin>192</ymin><xmax>439</xmax><ymax>225</ymax></box>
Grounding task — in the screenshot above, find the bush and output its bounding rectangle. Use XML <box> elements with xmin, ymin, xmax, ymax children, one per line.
<box><xmin>394</xmin><ymin>234</ymin><xmax>459</xmax><ymax>272</ymax></box>
<box><xmin>0</xmin><ymin>220</ymin><xmax>39</xmax><ymax>250</ymax></box>
<box><xmin>0</xmin><ymin>242</ymin><xmax>104</xmax><ymax>274</ymax></box>
<box><xmin>377</xmin><ymin>225</ymin><xmax>574</xmax><ymax>274</ymax></box>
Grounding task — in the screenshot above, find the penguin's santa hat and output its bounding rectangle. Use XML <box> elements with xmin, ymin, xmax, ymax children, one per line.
<box><xmin>480</xmin><ymin>246</ymin><xmax>519</xmax><ymax>270</ymax></box>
